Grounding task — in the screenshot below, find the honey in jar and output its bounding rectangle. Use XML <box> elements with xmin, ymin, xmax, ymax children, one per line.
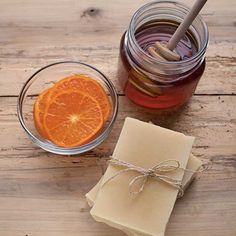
<box><xmin>117</xmin><ymin>1</ymin><xmax>209</xmax><ymax>110</ymax></box>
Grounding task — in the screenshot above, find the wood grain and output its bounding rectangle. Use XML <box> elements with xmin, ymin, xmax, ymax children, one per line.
<box><xmin>0</xmin><ymin>96</ymin><xmax>235</xmax><ymax>159</ymax></box>
<box><xmin>0</xmin><ymin>56</ymin><xmax>235</xmax><ymax>96</ymax></box>
<box><xmin>0</xmin><ymin>0</ymin><xmax>235</xmax><ymax>236</ymax></box>
<box><xmin>0</xmin><ymin>0</ymin><xmax>235</xmax><ymax>96</ymax></box>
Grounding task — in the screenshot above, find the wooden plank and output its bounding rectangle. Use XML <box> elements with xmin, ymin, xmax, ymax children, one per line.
<box><xmin>0</xmin><ymin>0</ymin><xmax>235</xmax><ymax>30</ymax></box>
<box><xmin>0</xmin><ymin>160</ymin><xmax>235</xmax><ymax>236</ymax></box>
<box><xmin>0</xmin><ymin>55</ymin><xmax>235</xmax><ymax>96</ymax></box>
<box><xmin>0</xmin><ymin>0</ymin><xmax>235</xmax><ymax>96</ymax></box>
<box><xmin>0</xmin><ymin>95</ymin><xmax>235</xmax><ymax>161</ymax></box>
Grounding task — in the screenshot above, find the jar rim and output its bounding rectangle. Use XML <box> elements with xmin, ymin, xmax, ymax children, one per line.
<box><xmin>128</xmin><ymin>0</ymin><xmax>209</xmax><ymax>68</ymax></box>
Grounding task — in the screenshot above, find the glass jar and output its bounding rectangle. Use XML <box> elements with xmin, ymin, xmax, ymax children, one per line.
<box><xmin>118</xmin><ymin>1</ymin><xmax>209</xmax><ymax>110</ymax></box>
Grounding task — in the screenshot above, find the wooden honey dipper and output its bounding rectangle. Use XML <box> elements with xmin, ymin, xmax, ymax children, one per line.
<box><xmin>148</xmin><ymin>0</ymin><xmax>207</xmax><ymax>61</ymax></box>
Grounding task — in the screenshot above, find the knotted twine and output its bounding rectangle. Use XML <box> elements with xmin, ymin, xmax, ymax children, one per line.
<box><xmin>102</xmin><ymin>157</ymin><xmax>201</xmax><ymax>197</ymax></box>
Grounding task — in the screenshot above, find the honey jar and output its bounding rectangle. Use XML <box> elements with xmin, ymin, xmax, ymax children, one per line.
<box><xmin>118</xmin><ymin>1</ymin><xmax>209</xmax><ymax>109</ymax></box>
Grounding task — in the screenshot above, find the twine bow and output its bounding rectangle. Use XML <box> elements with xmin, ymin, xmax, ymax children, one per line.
<box><xmin>102</xmin><ymin>158</ymin><xmax>196</xmax><ymax>197</ymax></box>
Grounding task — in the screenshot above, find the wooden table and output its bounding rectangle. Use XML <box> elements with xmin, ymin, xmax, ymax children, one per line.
<box><xmin>0</xmin><ymin>0</ymin><xmax>235</xmax><ymax>235</ymax></box>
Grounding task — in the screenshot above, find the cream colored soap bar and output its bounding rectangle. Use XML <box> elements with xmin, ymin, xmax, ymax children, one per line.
<box><xmin>90</xmin><ymin>117</ymin><xmax>195</xmax><ymax>236</ymax></box>
<box><xmin>86</xmin><ymin>154</ymin><xmax>202</xmax><ymax>207</ymax></box>
<box><xmin>86</xmin><ymin>154</ymin><xmax>202</xmax><ymax>236</ymax></box>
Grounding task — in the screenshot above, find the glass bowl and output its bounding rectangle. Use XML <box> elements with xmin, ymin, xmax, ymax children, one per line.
<box><xmin>17</xmin><ymin>61</ymin><xmax>118</xmax><ymax>155</ymax></box>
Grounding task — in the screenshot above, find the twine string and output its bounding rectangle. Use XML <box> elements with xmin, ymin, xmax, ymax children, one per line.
<box><xmin>101</xmin><ymin>158</ymin><xmax>199</xmax><ymax>197</ymax></box>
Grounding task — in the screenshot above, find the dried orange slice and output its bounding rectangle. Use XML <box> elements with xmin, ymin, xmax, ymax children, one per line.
<box><xmin>43</xmin><ymin>90</ymin><xmax>103</xmax><ymax>148</ymax></box>
<box><xmin>33</xmin><ymin>89</ymin><xmax>51</xmax><ymax>138</ymax></box>
<box><xmin>50</xmin><ymin>75</ymin><xmax>111</xmax><ymax>121</ymax></box>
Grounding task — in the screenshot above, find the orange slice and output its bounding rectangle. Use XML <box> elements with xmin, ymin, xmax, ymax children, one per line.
<box><xmin>50</xmin><ymin>75</ymin><xmax>111</xmax><ymax>121</ymax></box>
<box><xmin>43</xmin><ymin>90</ymin><xmax>103</xmax><ymax>148</ymax></box>
<box><xmin>33</xmin><ymin>89</ymin><xmax>51</xmax><ymax>138</ymax></box>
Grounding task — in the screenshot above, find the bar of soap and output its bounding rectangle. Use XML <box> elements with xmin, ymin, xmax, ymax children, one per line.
<box><xmin>86</xmin><ymin>154</ymin><xmax>202</xmax><ymax>207</ymax></box>
<box><xmin>86</xmin><ymin>154</ymin><xmax>202</xmax><ymax>236</ymax></box>
<box><xmin>181</xmin><ymin>154</ymin><xmax>202</xmax><ymax>190</ymax></box>
<box><xmin>90</xmin><ymin>117</ymin><xmax>195</xmax><ymax>236</ymax></box>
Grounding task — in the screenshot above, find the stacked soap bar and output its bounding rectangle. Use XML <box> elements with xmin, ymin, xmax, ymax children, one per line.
<box><xmin>86</xmin><ymin>118</ymin><xmax>202</xmax><ymax>236</ymax></box>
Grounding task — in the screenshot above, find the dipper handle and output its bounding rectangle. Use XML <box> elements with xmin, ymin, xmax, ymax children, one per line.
<box><xmin>167</xmin><ymin>0</ymin><xmax>207</xmax><ymax>51</ymax></box>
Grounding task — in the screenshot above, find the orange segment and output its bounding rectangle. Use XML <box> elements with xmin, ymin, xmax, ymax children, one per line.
<box><xmin>33</xmin><ymin>89</ymin><xmax>51</xmax><ymax>138</ymax></box>
<box><xmin>50</xmin><ymin>75</ymin><xmax>111</xmax><ymax>121</ymax></box>
<box><xmin>43</xmin><ymin>90</ymin><xmax>103</xmax><ymax>148</ymax></box>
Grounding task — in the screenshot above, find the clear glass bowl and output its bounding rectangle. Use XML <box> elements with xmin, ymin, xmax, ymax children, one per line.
<box><xmin>17</xmin><ymin>61</ymin><xmax>118</xmax><ymax>155</ymax></box>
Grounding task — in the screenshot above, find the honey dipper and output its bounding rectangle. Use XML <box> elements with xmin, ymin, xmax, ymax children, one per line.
<box><xmin>148</xmin><ymin>0</ymin><xmax>207</xmax><ymax>61</ymax></box>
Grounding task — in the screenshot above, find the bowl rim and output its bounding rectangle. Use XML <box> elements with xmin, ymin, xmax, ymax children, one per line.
<box><xmin>17</xmin><ymin>61</ymin><xmax>119</xmax><ymax>155</ymax></box>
